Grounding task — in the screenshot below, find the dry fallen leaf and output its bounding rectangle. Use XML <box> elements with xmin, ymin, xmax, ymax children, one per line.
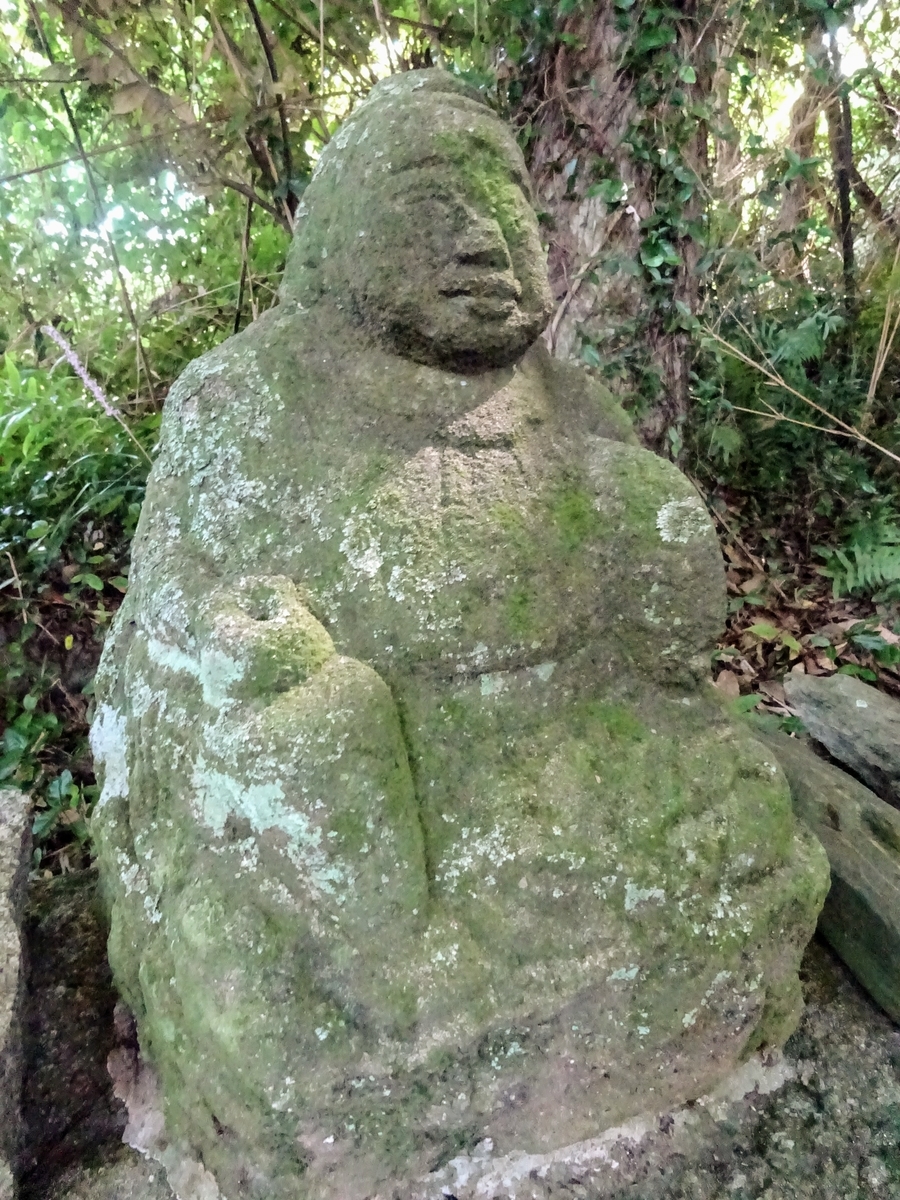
<box><xmin>714</xmin><ymin>669</ymin><xmax>741</xmax><ymax>698</ymax></box>
<box><xmin>740</xmin><ymin>573</ymin><xmax>767</xmax><ymax>595</ymax></box>
<box><xmin>758</xmin><ymin>681</ymin><xmax>786</xmax><ymax>705</ymax></box>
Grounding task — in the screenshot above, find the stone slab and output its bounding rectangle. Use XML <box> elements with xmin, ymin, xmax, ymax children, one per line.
<box><xmin>784</xmin><ymin>672</ymin><xmax>900</xmax><ymax>807</ymax></box>
<box><xmin>759</xmin><ymin>732</ymin><xmax>900</xmax><ymax>1023</ymax></box>
<box><xmin>0</xmin><ymin>788</ymin><xmax>31</xmax><ymax>1200</ymax></box>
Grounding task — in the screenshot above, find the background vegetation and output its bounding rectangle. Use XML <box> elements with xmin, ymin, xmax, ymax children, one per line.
<box><xmin>2</xmin><ymin>0</ymin><xmax>899</xmax><ymax>868</ymax></box>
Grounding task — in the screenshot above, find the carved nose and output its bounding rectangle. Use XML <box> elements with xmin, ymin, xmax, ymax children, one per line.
<box><xmin>455</xmin><ymin>218</ymin><xmax>511</xmax><ymax>271</ymax></box>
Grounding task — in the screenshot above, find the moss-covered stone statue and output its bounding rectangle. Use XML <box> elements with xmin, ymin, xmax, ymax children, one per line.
<box><xmin>90</xmin><ymin>71</ymin><xmax>828</xmax><ymax>1200</ymax></box>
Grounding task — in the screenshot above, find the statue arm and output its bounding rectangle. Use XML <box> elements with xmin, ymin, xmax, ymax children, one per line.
<box><xmin>93</xmin><ymin>573</ymin><xmax>428</xmax><ymax>998</ymax></box>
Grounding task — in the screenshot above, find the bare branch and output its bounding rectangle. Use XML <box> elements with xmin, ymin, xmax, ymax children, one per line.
<box><xmin>0</xmin><ymin>131</ymin><xmax>164</xmax><ymax>184</ymax></box>
<box><xmin>703</xmin><ymin>325</ymin><xmax>900</xmax><ymax>467</ymax></box>
<box><xmin>244</xmin><ymin>0</ymin><xmax>296</xmax><ymax>222</ymax></box>
<box><xmin>27</xmin><ymin>0</ymin><xmax>156</xmax><ymax>401</ymax></box>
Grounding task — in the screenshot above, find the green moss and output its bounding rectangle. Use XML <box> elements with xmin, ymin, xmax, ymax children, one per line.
<box><xmin>506</xmin><ymin>584</ymin><xmax>536</xmax><ymax>638</ymax></box>
<box><xmin>328</xmin><ymin>805</ymin><xmax>369</xmax><ymax>851</ymax></box>
<box><xmin>436</xmin><ymin>131</ymin><xmax>530</xmax><ymax>248</ymax></box>
<box><xmin>581</xmin><ymin>700</ymin><xmax>648</xmax><ymax>742</ymax></box>
<box><xmin>550</xmin><ymin>483</ymin><xmax>601</xmax><ymax>552</ymax></box>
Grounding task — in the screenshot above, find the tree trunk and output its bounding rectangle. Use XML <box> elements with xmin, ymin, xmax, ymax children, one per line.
<box><xmin>770</xmin><ymin>31</ymin><xmax>830</xmax><ymax>281</ymax></box>
<box><xmin>516</xmin><ymin>1</ymin><xmax>724</xmax><ymax>454</ymax></box>
<box><xmin>826</xmin><ymin>35</ymin><xmax>856</xmax><ymax>320</ymax></box>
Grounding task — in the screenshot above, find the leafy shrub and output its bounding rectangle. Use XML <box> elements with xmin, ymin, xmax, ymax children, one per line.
<box><xmin>817</xmin><ymin>524</ymin><xmax>900</xmax><ymax>600</ymax></box>
<box><xmin>0</xmin><ymin>354</ymin><xmax>155</xmax><ymax>587</ymax></box>
<box><xmin>0</xmin><ymin>352</ymin><xmax>156</xmax><ymax>859</ymax></box>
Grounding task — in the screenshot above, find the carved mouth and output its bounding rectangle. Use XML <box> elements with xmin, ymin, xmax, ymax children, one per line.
<box><xmin>439</xmin><ymin>274</ymin><xmax>521</xmax><ymax>303</ymax></box>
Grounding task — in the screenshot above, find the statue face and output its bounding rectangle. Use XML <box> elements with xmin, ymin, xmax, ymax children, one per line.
<box><xmin>344</xmin><ymin>125</ymin><xmax>553</xmax><ymax>370</ymax></box>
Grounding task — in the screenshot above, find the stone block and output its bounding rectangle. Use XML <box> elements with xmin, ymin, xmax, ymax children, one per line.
<box><xmin>45</xmin><ymin>1148</ymin><xmax>173</xmax><ymax>1200</ymax></box>
<box><xmin>0</xmin><ymin>788</ymin><xmax>31</xmax><ymax>1200</ymax></box>
<box><xmin>784</xmin><ymin>672</ymin><xmax>900</xmax><ymax>808</ymax></box>
<box><xmin>760</xmin><ymin>732</ymin><xmax>900</xmax><ymax>1022</ymax></box>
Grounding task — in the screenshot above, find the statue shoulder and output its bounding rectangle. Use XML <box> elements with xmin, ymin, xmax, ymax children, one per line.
<box><xmin>527</xmin><ymin>342</ymin><xmax>639</xmax><ymax>447</ymax></box>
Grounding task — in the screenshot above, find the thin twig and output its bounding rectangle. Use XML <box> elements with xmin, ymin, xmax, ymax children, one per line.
<box><xmin>244</xmin><ymin>0</ymin><xmax>296</xmax><ymax>224</ymax></box>
<box><xmin>729</xmin><ymin>404</ymin><xmax>854</xmax><ymax>437</ymax></box>
<box><xmin>703</xmin><ymin>325</ymin><xmax>900</xmax><ymax>466</ymax></box>
<box><xmin>0</xmin><ymin>73</ymin><xmax>79</xmax><ymax>83</ymax></box>
<box><xmin>0</xmin><ymin>131</ymin><xmax>165</xmax><ymax>185</ymax></box>
<box><xmin>417</xmin><ymin>1</ymin><xmax>445</xmax><ymax>67</ymax></box>
<box><xmin>547</xmin><ymin>210</ymin><xmax>626</xmax><ymax>353</ymax></box>
<box><xmin>28</xmin><ymin>0</ymin><xmax>155</xmax><ymax>401</ymax></box>
<box><xmin>141</xmin><ymin>273</ymin><xmax>282</xmax><ymax>319</ymax></box>
<box><xmin>220</xmin><ymin>176</ymin><xmax>287</xmax><ymax>226</ymax></box>
<box><xmin>234</xmin><ymin>197</ymin><xmax>254</xmax><ymax>335</ymax></box>
<box><xmin>319</xmin><ymin>0</ymin><xmax>325</xmax><ymax>94</ymax></box>
<box><xmin>6</xmin><ymin>553</ymin><xmax>26</xmax><ymax>624</ymax></box>
<box><xmin>860</xmin><ymin>241</ymin><xmax>900</xmax><ymax>432</ymax></box>
<box><xmin>373</xmin><ymin>0</ymin><xmax>397</xmax><ymax>72</ymax></box>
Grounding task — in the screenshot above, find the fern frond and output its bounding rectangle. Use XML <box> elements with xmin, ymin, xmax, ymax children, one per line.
<box><xmin>819</xmin><ymin>534</ymin><xmax>900</xmax><ymax>597</ymax></box>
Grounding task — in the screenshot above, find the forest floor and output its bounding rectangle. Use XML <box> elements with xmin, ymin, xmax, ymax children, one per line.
<box><xmin>705</xmin><ymin>488</ymin><xmax>900</xmax><ymax>716</ymax></box>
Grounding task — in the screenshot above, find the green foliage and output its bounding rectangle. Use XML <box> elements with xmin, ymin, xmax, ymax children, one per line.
<box><xmin>0</xmin><ymin>702</ymin><xmax>60</xmax><ymax>787</ymax></box>
<box><xmin>817</xmin><ymin>527</ymin><xmax>900</xmax><ymax>600</ymax></box>
<box><xmin>688</xmin><ymin>275</ymin><xmax>900</xmax><ymax>601</ymax></box>
<box><xmin>0</xmin><ymin>353</ymin><xmax>154</xmax><ymax>581</ymax></box>
<box><xmin>31</xmin><ymin>768</ymin><xmax>93</xmax><ymax>847</ymax></box>
<box><xmin>0</xmin><ymin>350</ymin><xmax>154</xmax><ymax>854</ymax></box>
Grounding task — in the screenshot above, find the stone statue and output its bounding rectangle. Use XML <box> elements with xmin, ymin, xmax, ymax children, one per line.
<box><xmin>90</xmin><ymin>71</ymin><xmax>827</xmax><ymax>1200</ymax></box>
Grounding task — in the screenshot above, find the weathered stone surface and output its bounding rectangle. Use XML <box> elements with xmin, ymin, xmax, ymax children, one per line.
<box><xmin>0</xmin><ymin>788</ymin><xmax>30</xmax><ymax>1200</ymax></box>
<box><xmin>90</xmin><ymin>70</ymin><xmax>828</xmax><ymax>1199</ymax></box>
<box><xmin>578</xmin><ymin>940</ymin><xmax>900</xmax><ymax>1200</ymax></box>
<box><xmin>784</xmin><ymin>672</ymin><xmax>900</xmax><ymax>808</ymax></box>
<box><xmin>83</xmin><ymin>940</ymin><xmax>900</xmax><ymax>1200</ymax></box>
<box><xmin>18</xmin><ymin>871</ymin><xmax>125</xmax><ymax>1197</ymax></box>
<box><xmin>758</xmin><ymin>732</ymin><xmax>900</xmax><ymax>1023</ymax></box>
<box><xmin>44</xmin><ymin>1148</ymin><xmax>173</xmax><ymax>1200</ymax></box>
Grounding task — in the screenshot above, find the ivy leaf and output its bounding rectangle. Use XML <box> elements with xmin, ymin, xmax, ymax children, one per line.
<box><xmin>586</xmin><ymin>178</ymin><xmax>626</xmax><ymax>205</ymax></box>
<box><xmin>32</xmin><ymin>809</ymin><xmax>58</xmax><ymax>839</ymax></box>
<box><xmin>850</xmin><ymin>632</ymin><xmax>889</xmax><ymax>652</ymax></box>
<box><xmin>634</xmin><ymin>26</ymin><xmax>677</xmax><ymax>53</ymax></box>
<box><xmin>837</xmin><ymin>664</ymin><xmax>878</xmax><ymax>681</ymax></box>
<box><xmin>72</xmin><ymin>572</ymin><xmax>104</xmax><ymax>591</ymax></box>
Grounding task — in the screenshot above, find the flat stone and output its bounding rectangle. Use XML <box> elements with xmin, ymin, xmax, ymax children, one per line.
<box><xmin>759</xmin><ymin>732</ymin><xmax>900</xmax><ymax>1023</ymax></box>
<box><xmin>0</xmin><ymin>788</ymin><xmax>30</xmax><ymax>1200</ymax></box>
<box><xmin>784</xmin><ymin>672</ymin><xmax>900</xmax><ymax>808</ymax></box>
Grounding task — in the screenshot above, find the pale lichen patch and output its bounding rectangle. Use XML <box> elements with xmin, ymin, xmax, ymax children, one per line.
<box><xmin>655</xmin><ymin>496</ymin><xmax>711</xmax><ymax>545</ymax></box>
<box><xmin>90</xmin><ymin>704</ymin><xmax>129</xmax><ymax>806</ymax></box>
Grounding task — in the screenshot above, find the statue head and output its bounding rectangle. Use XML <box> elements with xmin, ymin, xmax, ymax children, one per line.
<box><xmin>280</xmin><ymin>71</ymin><xmax>553</xmax><ymax>371</ymax></box>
